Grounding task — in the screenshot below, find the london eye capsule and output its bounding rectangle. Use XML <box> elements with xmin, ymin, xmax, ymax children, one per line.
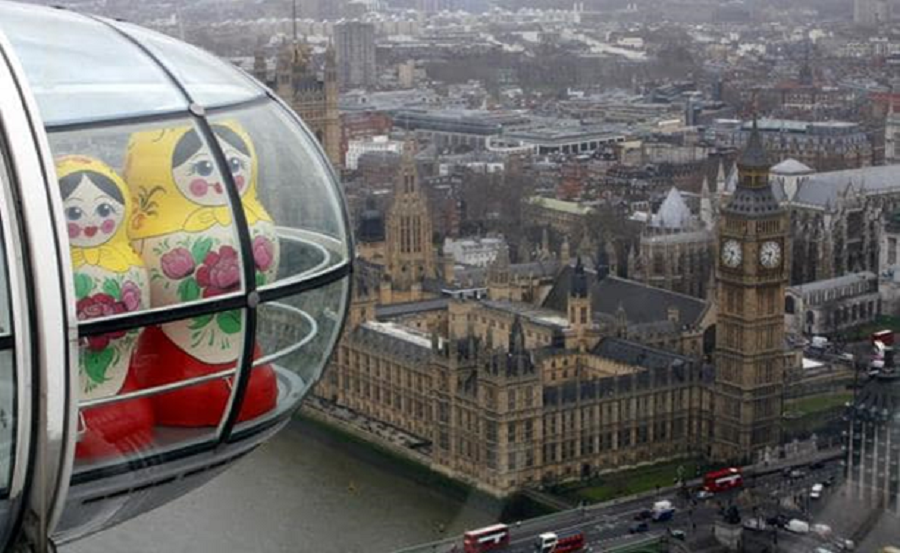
<box><xmin>0</xmin><ymin>1</ymin><xmax>352</xmax><ymax>549</ymax></box>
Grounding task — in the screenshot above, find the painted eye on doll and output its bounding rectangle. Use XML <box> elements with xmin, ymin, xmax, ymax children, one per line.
<box><xmin>192</xmin><ymin>160</ymin><xmax>215</xmax><ymax>177</ymax></box>
<box><xmin>66</xmin><ymin>206</ymin><xmax>84</xmax><ymax>221</ymax></box>
<box><xmin>228</xmin><ymin>157</ymin><xmax>243</xmax><ymax>174</ymax></box>
<box><xmin>95</xmin><ymin>202</ymin><xmax>117</xmax><ymax>218</ymax></box>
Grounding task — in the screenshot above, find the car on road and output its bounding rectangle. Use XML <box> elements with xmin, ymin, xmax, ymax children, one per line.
<box><xmin>628</xmin><ymin>522</ymin><xmax>649</xmax><ymax>534</ymax></box>
<box><xmin>814</xmin><ymin>548</ymin><xmax>835</xmax><ymax>553</ymax></box>
<box><xmin>651</xmin><ymin>500</ymin><xmax>675</xmax><ymax>522</ymax></box>
<box><xmin>742</xmin><ymin>518</ymin><xmax>768</xmax><ymax>532</ymax></box>
<box><xmin>786</xmin><ymin>519</ymin><xmax>810</xmax><ymax>534</ymax></box>
<box><xmin>811</xmin><ymin>483</ymin><xmax>824</xmax><ymax>499</ymax></box>
<box><xmin>810</xmin><ymin>460</ymin><xmax>826</xmax><ymax>470</ymax></box>
<box><xmin>668</xmin><ymin>529</ymin><xmax>686</xmax><ymax>541</ymax></box>
<box><xmin>823</xmin><ymin>475</ymin><xmax>837</xmax><ymax>487</ymax></box>
<box><xmin>766</xmin><ymin>514</ymin><xmax>789</xmax><ymax>528</ymax></box>
<box><xmin>633</xmin><ymin>509</ymin><xmax>652</xmax><ymax>521</ymax></box>
<box><xmin>831</xmin><ymin>538</ymin><xmax>855</xmax><ymax>551</ymax></box>
<box><xmin>695</xmin><ymin>489</ymin><xmax>713</xmax><ymax>500</ymax></box>
<box><xmin>789</xmin><ymin>468</ymin><xmax>806</xmax><ymax>479</ymax></box>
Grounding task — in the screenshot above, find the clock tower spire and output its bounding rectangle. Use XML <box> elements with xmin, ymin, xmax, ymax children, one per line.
<box><xmin>713</xmin><ymin>118</ymin><xmax>789</xmax><ymax>462</ymax></box>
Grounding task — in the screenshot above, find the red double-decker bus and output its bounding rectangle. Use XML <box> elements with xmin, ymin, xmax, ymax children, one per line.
<box><xmin>553</xmin><ymin>530</ymin><xmax>585</xmax><ymax>553</ymax></box>
<box><xmin>704</xmin><ymin>467</ymin><xmax>743</xmax><ymax>493</ymax></box>
<box><xmin>463</xmin><ymin>524</ymin><xmax>510</xmax><ymax>553</ymax></box>
<box><xmin>535</xmin><ymin>530</ymin><xmax>585</xmax><ymax>553</ymax></box>
<box><xmin>873</xmin><ymin>329</ymin><xmax>894</xmax><ymax>346</ymax></box>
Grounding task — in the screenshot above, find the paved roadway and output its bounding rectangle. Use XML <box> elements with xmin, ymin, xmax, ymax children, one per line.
<box><xmin>405</xmin><ymin>455</ymin><xmax>848</xmax><ymax>553</ymax></box>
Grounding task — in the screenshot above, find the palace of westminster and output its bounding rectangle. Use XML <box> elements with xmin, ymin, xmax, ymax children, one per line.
<box><xmin>310</xmin><ymin>120</ymin><xmax>796</xmax><ymax>497</ymax></box>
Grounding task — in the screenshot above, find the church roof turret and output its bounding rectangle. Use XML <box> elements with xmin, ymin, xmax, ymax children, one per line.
<box><xmin>570</xmin><ymin>256</ymin><xmax>589</xmax><ymax>298</ymax></box>
<box><xmin>738</xmin><ymin>118</ymin><xmax>770</xmax><ymax>172</ymax></box>
<box><xmin>726</xmin><ymin>117</ymin><xmax>781</xmax><ymax>216</ymax></box>
<box><xmin>650</xmin><ymin>187</ymin><xmax>693</xmax><ymax>229</ymax></box>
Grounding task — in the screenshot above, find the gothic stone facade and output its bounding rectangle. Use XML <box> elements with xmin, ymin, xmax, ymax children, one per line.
<box><xmin>789</xmin><ymin>166</ymin><xmax>900</xmax><ymax>285</ymax></box>
<box><xmin>254</xmin><ymin>41</ymin><xmax>341</xmax><ymax>167</ymax></box>
<box><xmin>319</xmin><ymin>317</ymin><xmax>711</xmax><ymax>496</ymax></box>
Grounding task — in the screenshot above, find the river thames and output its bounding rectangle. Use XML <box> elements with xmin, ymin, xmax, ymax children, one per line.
<box><xmin>64</xmin><ymin>419</ymin><xmax>500</xmax><ymax>553</ymax></box>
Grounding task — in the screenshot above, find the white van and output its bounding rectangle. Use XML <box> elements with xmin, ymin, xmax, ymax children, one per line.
<box><xmin>810</xmin><ymin>483</ymin><xmax>824</xmax><ymax>499</ymax></box>
<box><xmin>787</xmin><ymin>519</ymin><xmax>810</xmax><ymax>534</ymax></box>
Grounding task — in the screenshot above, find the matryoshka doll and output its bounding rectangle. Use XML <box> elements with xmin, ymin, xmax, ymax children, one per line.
<box><xmin>124</xmin><ymin>122</ymin><xmax>279</xmax><ymax>427</ymax></box>
<box><xmin>57</xmin><ymin>156</ymin><xmax>155</xmax><ymax>460</ymax></box>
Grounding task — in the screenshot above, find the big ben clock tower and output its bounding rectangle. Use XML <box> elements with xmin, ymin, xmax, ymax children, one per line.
<box><xmin>713</xmin><ymin>120</ymin><xmax>789</xmax><ymax>462</ymax></box>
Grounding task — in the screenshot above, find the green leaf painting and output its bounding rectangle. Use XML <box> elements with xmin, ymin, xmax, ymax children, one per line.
<box><xmin>83</xmin><ymin>347</ymin><xmax>114</xmax><ymax>385</ymax></box>
<box><xmin>191</xmin><ymin>237</ymin><xmax>214</xmax><ymax>265</ymax></box>
<box><xmin>74</xmin><ymin>273</ymin><xmax>94</xmax><ymax>300</ymax></box>
<box><xmin>102</xmin><ymin>277</ymin><xmax>121</xmax><ymax>299</ymax></box>
<box><xmin>178</xmin><ymin>278</ymin><xmax>202</xmax><ymax>302</ymax></box>
<box><xmin>216</xmin><ymin>310</ymin><xmax>242</xmax><ymax>335</ymax></box>
<box><xmin>189</xmin><ymin>314</ymin><xmax>214</xmax><ymax>330</ymax></box>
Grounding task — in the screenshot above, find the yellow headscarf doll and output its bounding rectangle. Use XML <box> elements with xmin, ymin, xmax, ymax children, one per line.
<box><xmin>57</xmin><ymin>156</ymin><xmax>155</xmax><ymax>459</ymax></box>
<box><xmin>122</xmin><ymin>121</ymin><xmax>279</xmax><ymax>427</ymax></box>
<box><xmin>60</xmin><ymin>156</ymin><xmax>143</xmax><ymax>274</ymax></box>
<box><xmin>125</xmin><ymin>121</ymin><xmax>272</xmax><ymax>240</ymax></box>
<box><xmin>57</xmin><ymin>155</ymin><xmax>150</xmax><ymax>397</ymax></box>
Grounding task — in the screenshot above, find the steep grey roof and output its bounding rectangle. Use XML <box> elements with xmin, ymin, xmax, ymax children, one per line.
<box><xmin>650</xmin><ymin>187</ymin><xmax>693</xmax><ymax>229</ymax></box>
<box><xmin>724</xmin><ymin>181</ymin><xmax>783</xmax><ymax>217</ymax></box>
<box><xmin>592</xmin><ymin>337</ymin><xmax>692</xmax><ymax>372</ymax></box>
<box><xmin>771</xmin><ymin>158</ymin><xmax>813</xmax><ymax>175</ymax></box>
<box><xmin>792</xmin><ymin>165</ymin><xmax>900</xmax><ymax>208</ymax></box>
<box><xmin>376</xmin><ymin>298</ymin><xmax>450</xmax><ymax>319</ymax></box>
<box><xmin>349</xmin><ymin>323</ymin><xmax>431</xmax><ymax>363</ymax></box>
<box><xmin>724</xmin><ymin>162</ymin><xmax>738</xmax><ymax>193</ymax></box>
<box><xmin>738</xmin><ymin>120</ymin><xmax>770</xmax><ymax>169</ymax></box>
<box><xmin>480</xmin><ymin>300</ymin><xmax>570</xmax><ymax>329</ymax></box>
<box><xmin>542</xmin><ymin>267</ymin><xmax>708</xmax><ymax>327</ymax></box>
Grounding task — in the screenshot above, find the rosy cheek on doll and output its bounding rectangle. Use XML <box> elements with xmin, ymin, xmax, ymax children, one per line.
<box><xmin>234</xmin><ymin>175</ymin><xmax>245</xmax><ymax>191</ymax></box>
<box><xmin>68</xmin><ymin>223</ymin><xmax>81</xmax><ymax>239</ymax></box>
<box><xmin>189</xmin><ymin>179</ymin><xmax>209</xmax><ymax>197</ymax></box>
<box><xmin>101</xmin><ymin>219</ymin><xmax>116</xmax><ymax>235</ymax></box>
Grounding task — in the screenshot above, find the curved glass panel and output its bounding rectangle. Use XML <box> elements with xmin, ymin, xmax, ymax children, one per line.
<box><xmin>209</xmin><ymin>103</ymin><xmax>350</xmax><ymax>287</ymax></box>
<box><xmin>0</xmin><ymin>2</ymin><xmax>185</xmax><ymax>126</ymax></box>
<box><xmin>47</xmin><ymin>117</ymin><xmax>248</xmax><ymax>320</ymax></box>
<box><xmin>68</xmin><ymin>312</ymin><xmax>251</xmax><ymax>477</ymax></box>
<box><xmin>113</xmin><ymin>21</ymin><xmax>263</xmax><ymax>108</ymax></box>
<box><xmin>256</xmin><ymin>277</ymin><xmax>348</xmax><ymax>387</ymax></box>
<box><xmin>45</xmin><ymin>118</ymin><xmax>258</xmax><ymax>474</ymax></box>
<box><xmin>235</xmin><ymin>276</ymin><xmax>348</xmax><ymax>437</ymax></box>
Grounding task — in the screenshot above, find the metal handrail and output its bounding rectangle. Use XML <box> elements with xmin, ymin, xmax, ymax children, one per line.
<box><xmin>252</xmin><ymin>302</ymin><xmax>318</xmax><ymax>367</ymax></box>
<box><xmin>75</xmin><ymin>227</ymin><xmax>341</xmax><ymax>335</ymax></box>
<box><xmin>77</xmin><ymin>302</ymin><xmax>319</xmax><ymax>409</ymax></box>
<box><xmin>78</xmin><ymin>367</ymin><xmax>237</xmax><ymax>409</ymax></box>
<box><xmin>259</xmin><ymin>226</ymin><xmax>338</xmax><ymax>290</ymax></box>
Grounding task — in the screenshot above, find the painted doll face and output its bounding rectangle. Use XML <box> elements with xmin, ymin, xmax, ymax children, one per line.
<box><xmin>170</xmin><ymin>127</ymin><xmax>253</xmax><ymax>207</ymax></box>
<box><xmin>171</xmin><ymin>145</ymin><xmax>229</xmax><ymax>208</ymax></box>
<box><xmin>63</xmin><ymin>173</ymin><xmax>125</xmax><ymax>249</ymax></box>
<box><xmin>221</xmin><ymin>141</ymin><xmax>252</xmax><ymax>197</ymax></box>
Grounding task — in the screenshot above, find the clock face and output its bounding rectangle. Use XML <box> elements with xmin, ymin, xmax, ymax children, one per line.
<box><xmin>721</xmin><ymin>239</ymin><xmax>742</xmax><ymax>268</ymax></box>
<box><xmin>759</xmin><ymin>240</ymin><xmax>782</xmax><ymax>269</ymax></box>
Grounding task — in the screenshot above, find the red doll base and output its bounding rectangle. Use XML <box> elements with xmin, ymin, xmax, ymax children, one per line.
<box><xmin>131</xmin><ymin>325</ymin><xmax>277</xmax><ymax>427</ymax></box>
<box><xmin>75</xmin><ymin>372</ymin><xmax>155</xmax><ymax>460</ymax></box>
